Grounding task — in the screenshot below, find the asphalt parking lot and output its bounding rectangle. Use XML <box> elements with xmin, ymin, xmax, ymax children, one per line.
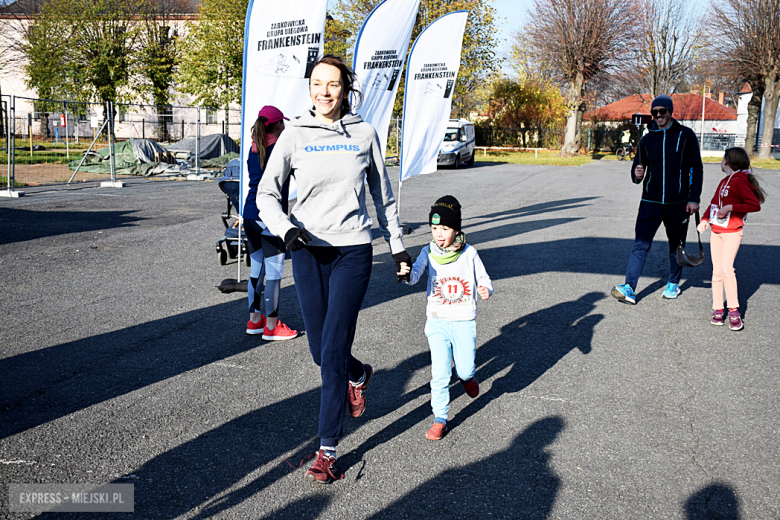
<box><xmin>1</xmin><ymin>158</ymin><xmax>778</xmax><ymax>519</ymax></box>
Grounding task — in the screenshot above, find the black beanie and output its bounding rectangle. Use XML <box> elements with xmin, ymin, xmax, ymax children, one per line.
<box><xmin>651</xmin><ymin>94</ymin><xmax>674</xmax><ymax>114</ymax></box>
<box><xmin>429</xmin><ymin>195</ymin><xmax>461</xmax><ymax>230</ymax></box>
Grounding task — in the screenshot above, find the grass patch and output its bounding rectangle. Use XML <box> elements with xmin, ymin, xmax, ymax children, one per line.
<box><xmin>0</xmin><ymin>151</ymin><xmax>80</xmax><ymax>165</ymax></box>
<box><xmin>475</xmin><ymin>150</ymin><xmax>594</xmax><ymax>166</ymax></box>
<box><xmin>701</xmin><ymin>155</ymin><xmax>780</xmax><ymax>170</ymax></box>
<box><xmin>0</xmin><ymin>176</ymin><xmax>24</xmax><ymax>187</ymax></box>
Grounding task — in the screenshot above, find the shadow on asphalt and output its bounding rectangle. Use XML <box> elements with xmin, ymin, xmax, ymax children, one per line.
<box><xmin>366</xmin><ymin>417</ymin><xmax>564</xmax><ymax>519</ymax></box>
<box><xmin>23</xmin><ymin>290</ymin><xmax>596</xmax><ymax>518</ymax></box>
<box><xmin>0</xmin><ymin>286</ymin><xmax>301</xmax><ymax>440</ymax></box>
<box><xmin>0</xmin><ymin>207</ymin><xmax>145</xmax><ymax>245</ymax></box>
<box><xmin>685</xmin><ymin>482</ymin><xmax>741</xmax><ymax>519</ymax></box>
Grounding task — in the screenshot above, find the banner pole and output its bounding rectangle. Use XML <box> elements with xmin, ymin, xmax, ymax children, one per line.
<box><xmin>237</xmin><ymin>215</ymin><xmax>243</xmax><ymax>282</ymax></box>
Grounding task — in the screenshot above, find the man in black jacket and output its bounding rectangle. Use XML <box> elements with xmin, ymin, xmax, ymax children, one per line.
<box><xmin>612</xmin><ymin>94</ymin><xmax>703</xmax><ymax>304</ymax></box>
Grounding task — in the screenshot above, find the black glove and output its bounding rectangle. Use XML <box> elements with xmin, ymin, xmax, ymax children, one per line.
<box><xmin>284</xmin><ymin>227</ymin><xmax>312</xmax><ymax>251</ymax></box>
<box><xmin>393</xmin><ymin>250</ymin><xmax>412</xmax><ymax>283</ymax></box>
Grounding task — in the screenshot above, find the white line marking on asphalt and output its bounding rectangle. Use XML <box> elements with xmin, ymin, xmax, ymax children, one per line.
<box><xmin>214</xmin><ymin>362</ymin><xmax>250</xmax><ymax>370</ymax></box>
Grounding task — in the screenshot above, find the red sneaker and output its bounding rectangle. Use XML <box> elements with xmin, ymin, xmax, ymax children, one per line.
<box><xmin>347</xmin><ymin>364</ymin><xmax>372</xmax><ymax>418</ymax></box>
<box><xmin>262</xmin><ymin>321</ymin><xmax>298</xmax><ymax>341</ymax></box>
<box><xmin>304</xmin><ymin>449</ymin><xmax>341</xmax><ymax>484</ymax></box>
<box><xmin>246</xmin><ymin>315</ymin><xmax>266</xmax><ymax>335</ymax></box>
<box><xmin>461</xmin><ymin>377</ymin><xmax>479</xmax><ymax>398</ymax></box>
<box><xmin>426</xmin><ymin>420</ymin><xmax>448</xmax><ymax>441</ymax></box>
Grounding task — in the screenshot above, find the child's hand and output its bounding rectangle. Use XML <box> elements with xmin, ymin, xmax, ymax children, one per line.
<box><xmin>477</xmin><ymin>285</ymin><xmax>490</xmax><ymax>300</ymax></box>
<box><xmin>697</xmin><ymin>220</ymin><xmax>709</xmax><ymax>233</ymax></box>
<box><xmin>717</xmin><ymin>204</ymin><xmax>733</xmax><ymax>218</ymax></box>
<box><xmin>397</xmin><ymin>262</ymin><xmax>410</xmax><ymax>276</ymax></box>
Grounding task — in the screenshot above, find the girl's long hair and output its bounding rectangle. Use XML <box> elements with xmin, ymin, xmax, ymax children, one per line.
<box><xmin>723</xmin><ymin>147</ymin><xmax>767</xmax><ymax>204</ymax></box>
<box><xmin>251</xmin><ymin>117</ymin><xmax>281</xmax><ymax>168</ymax></box>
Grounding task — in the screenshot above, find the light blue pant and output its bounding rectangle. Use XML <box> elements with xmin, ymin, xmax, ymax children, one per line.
<box><xmin>424</xmin><ymin>318</ymin><xmax>477</xmax><ymax>421</ymax></box>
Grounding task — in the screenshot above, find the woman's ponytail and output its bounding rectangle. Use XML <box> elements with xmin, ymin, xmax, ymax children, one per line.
<box><xmin>252</xmin><ymin>116</ymin><xmax>268</xmax><ymax>168</ymax></box>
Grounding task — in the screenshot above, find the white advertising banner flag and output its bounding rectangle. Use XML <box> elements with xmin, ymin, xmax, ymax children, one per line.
<box><xmin>399</xmin><ymin>11</ymin><xmax>468</xmax><ymax>183</ymax></box>
<box><xmin>353</xmin><ymin>0</ymin><xmax>421</xmax><ymax>160</ymax></box>
<box><xmin>240</xmin><ymin>0</ymin><xmax>327</xmax><ymax>213</ymax></box>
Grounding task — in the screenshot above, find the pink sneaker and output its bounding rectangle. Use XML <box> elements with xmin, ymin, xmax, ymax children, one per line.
<box><xmin>728</xmin><ymin>309</ymin><xmax>743</xmax><ymax>331</ymax></box>
<box><xmin>246</xmin><ymin>315</ymin><xmax>266</xmax><ymax>335</ymax></box>
<box><xmin>262</xmin><ymin>321</ymin><xmax>298</xmax><ymax>341</ymax></box>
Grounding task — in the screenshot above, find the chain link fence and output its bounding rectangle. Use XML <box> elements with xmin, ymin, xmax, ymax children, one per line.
<box><xmin>474</xmin><ymin>124</ymin><xmax>565</xmax><ymax>149</ymax></box>
<box><xmin>0</xmin><ymin>96</ymin><xmax>247</xmax><ymax>190</ymax></box>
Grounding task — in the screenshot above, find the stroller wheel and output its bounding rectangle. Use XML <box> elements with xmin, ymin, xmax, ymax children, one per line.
<box><xmin>218</xmin><ymin>249</ymin><xmax>228</xmax><ymax>265</ymax></box>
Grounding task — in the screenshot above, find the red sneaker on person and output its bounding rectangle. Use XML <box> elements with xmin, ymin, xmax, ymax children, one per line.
<box><xmin>245</xmin><ymin>315</ymin><xmax>266</xmax><ymax>335</ymax></box>
<box><xmin>347</xmin><ymin>364</ymin><xmax>372</xmax><ymax>418</ymax></box>
<box><xmin>461</xmin><ymin>377</ymin><xmax>479</xmax><ymax>398</ymax></box>
<box><xmin>304</xmin><ymin>449</ymin><xmax>341</xmax><ymax>484</ymax></box>
<box><xmin>262</xmin><ymin>321</ymin><xmax>298</xmax><ymax>341</ymax></box>
<box><xmin>426</xmin><ymin>419</ymin><xmax>448</xmax><ymax>441</ymax></box>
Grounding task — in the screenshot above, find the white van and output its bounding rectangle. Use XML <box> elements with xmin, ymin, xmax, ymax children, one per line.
<box><xmin>437</xmin><ymin>119</ymin><xmax>476</xmax><ymax>168</ymax></box>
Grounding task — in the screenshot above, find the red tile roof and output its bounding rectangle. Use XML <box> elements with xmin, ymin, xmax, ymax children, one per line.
<box><xmin>586</xmin><ymin>93</ymin><xmax>737</xmax><ymax>122</ymax></box>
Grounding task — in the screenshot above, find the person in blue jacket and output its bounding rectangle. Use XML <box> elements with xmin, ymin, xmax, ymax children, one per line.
<box><xmin>243</xmin><ymin>105</ymin><xmax>298</xmax><ymax>341</ymax></box>
<box><xmin>612</xmin><ymin>94</ymin><xmax>703</xmax><ymax>304</ymax></box>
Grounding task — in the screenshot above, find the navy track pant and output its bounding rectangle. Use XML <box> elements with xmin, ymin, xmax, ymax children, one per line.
<box><xmin>292</xmin><ymin>244</ymin><xmax>372</xmax><ymax>447</ymax></box>
<box><xmin>625</xmin><ymin>200</ymin><xmax>688</xmax><ymax>290</ymax></box>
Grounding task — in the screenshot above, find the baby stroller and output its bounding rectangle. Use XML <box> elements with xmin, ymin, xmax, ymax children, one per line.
<box><xmin>216</xmin><ymin>158</ymin><xmax>250</xmax><ymax>267</ymax></box>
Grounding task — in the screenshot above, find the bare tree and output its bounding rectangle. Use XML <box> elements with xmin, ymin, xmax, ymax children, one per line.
<box><xmin>522</xmin><ymin>0</ymin><xmax>637</xmax><ymax>156</ymax></box>
<box><xmin>633</xmin><ymin>0</ymin><xmax>700</xmax><ymax>97</ymax></box>
<box><xmin>709</xmin><ymin>0</ymin><xmax>780</xmax><ymax>159</ymax></box>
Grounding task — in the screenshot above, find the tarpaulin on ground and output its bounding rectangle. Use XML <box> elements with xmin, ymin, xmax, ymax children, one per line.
<box><xmin>200</xmin><ymin>152</ymin><xmax>240</xmax><ymax>169</ymax></box>
<box><xmin>167</xmin><ymin>134</ymin><xmax>240</xmax><ymax>160</ymax></box>
<box><xmin>68</xmin><ymin>138</ymin><xmax>190</xmax><ymax>177</ymax></box>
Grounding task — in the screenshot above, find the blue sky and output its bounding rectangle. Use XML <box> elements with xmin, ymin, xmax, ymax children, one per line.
<box><xmin>492</xmin><ymin>0</ymin><xmax>532</xmax><ymax>72</ymax></box>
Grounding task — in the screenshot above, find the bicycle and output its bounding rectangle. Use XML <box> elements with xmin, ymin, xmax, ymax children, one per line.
<box><xmin>616</xmin><ymin>141</ymin><xmax>635</xmax><ymax>161</ymax></box>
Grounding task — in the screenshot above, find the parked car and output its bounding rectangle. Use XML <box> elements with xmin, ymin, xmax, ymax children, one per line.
<box><xmin>437</xmin><ymin>119</ymin><xmax>475</xmax><ymax>168</ymax></box>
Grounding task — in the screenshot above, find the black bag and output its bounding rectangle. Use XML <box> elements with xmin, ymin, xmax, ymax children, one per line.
<box><xmin>676</xmin><ymin>211</ymin><xmax>705</xmax><ymax>267</ymax></box>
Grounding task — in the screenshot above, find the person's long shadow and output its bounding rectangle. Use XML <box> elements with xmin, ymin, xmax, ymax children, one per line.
<box><xmin>186</xmin><ymin>349</ymin><xmax>434</xmax><ymax>518</ymax></box>
<box><xmin>339</xmin><ymin>292</ymin><xmax>603</xmax><ymax>474</ymax></box>
<box><xmin>463</xmin><ymin>197</ymin><xmax>599</xmax><ymax>228</ymax></box>
<box><xmin>368</xmin><ymin>417</ymin><xmax>564</xmax><ymax>519</ymax></box>
<box><xmin>0</xmin><ymin>207</ymin><xmax>144</xmax><ymax>245</ymax></box>
<box><xmin>451</xmin><ymin>292</ymin><xmax>603</xmax><ymax>430</ymax></box>
<box><xmin>685</xmin><ymin>482</ymin><xmax>741</xmax><ymax>520</ymax></box>
<box><xmin>28</xmin><ymin>384</ymin><xmax>324</xmax><ymax>520</ymax></box>
<box><xmin>0</xmin><ymin>286</ymin><xmax>300</xmax><ymax>440</ymax></box>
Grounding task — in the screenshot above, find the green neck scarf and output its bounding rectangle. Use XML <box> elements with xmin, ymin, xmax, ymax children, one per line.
<box><xmin>429</xmin><ymin>232</ymin><xmax>466</xmax><ymax>264</ymax></box>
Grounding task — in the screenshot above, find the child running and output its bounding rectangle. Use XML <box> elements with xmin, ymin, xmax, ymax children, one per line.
<box><xmin>398</xmin><ymin>196</ymin><xmax>493</xmax><ymax>440</ymax></box>
<box><xmin>696</xmin><ymin>147</ymin><xmax>766</xmax><ymax>331</ymax></box>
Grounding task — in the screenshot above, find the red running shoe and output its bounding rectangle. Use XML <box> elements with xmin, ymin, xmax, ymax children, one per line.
<box><xmin>426</xmin><ymin>420</ymin><xmax>448</xmax><ymax>441</ymax></box>
<box><xmin>246</xmin><ymin>315</ymin><xmax>266</xmax><ymax>335</ymax></box>
<box><xmin>347</xmin><ymin>364</ymin><xmax>372</xmax><ymax>418</ymax></box>
<box><xmin>461</xmin><ymin>377</ymin><xmax>479</xmax><ymax>398</ymax></box>
<box><xmin>262</xmin><ymin>321</ymin><xmax>298</xmax><ymax>341</ymax></box>
<box><xmin>305</xmin><ymin>449</ymin><xmax>341</xmax><ymax>484</ymax></box>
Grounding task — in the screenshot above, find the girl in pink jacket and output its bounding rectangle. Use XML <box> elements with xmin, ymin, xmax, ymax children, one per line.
<box><xmin>697</xmin><ymin>147</ymin><xmax>766</xmax><ymax>330</ymax></box>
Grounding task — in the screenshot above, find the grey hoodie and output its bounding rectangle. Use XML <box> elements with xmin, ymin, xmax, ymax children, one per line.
<box><xmin>256</xmin><ymin>110</ymin><xmax>405</xmax><ymax>254</ymax></box>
